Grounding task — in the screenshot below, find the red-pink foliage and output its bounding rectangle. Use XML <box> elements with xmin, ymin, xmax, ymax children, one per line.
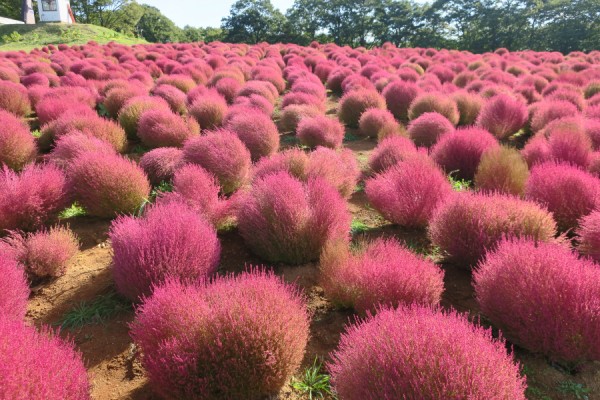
<box><xmin>408</xmin><ymin>92</ymin><xmax>460</xmax><ymax>125</ymax></box>
<box><xmin>68</xmin><ymin>152</ymin><xmax>151</xmax><ymax>218</ymax></box>
<box><xmin>297</xmin><ymin>115</ymin><xmax>345</xmax><ymax>149</ymax></box>
<box><xmin>0</xmin><ymin>254</ymin><xmax>29</xmax><ymax>320</ymax></box>
<box><xmin>328</xmin><ymin>305</ymin><xmax>526</xmax><ymax>400</ymax></box>
<box><xmin>36</xmin><ymin>99</ymin><xmax>94</xmax><ymax>126</ymax></box>
<box><xmin>0</xmin><ymin>317</ymin><xmax>90</xmax><ymax>399</ymax></box>
<box><xmin>431</xmin><ymin>127</ymin><xmax>499</xmax><ymax>180</ymax></box>
<box><xmin>182</xmin><ymin>129</ymin><xmax>251</xmax><ymax>194</ymax></box>
<box><xmin>407</xmin><ymin>112</ymin><xmax>455</xmax><ymax>147</ymax></box>
<box><xmin>0</xmin><ymin>81</ymin><xmax>31</xmax><ymax>117</ymax></box>
<box><xmin>237</xmin><ymin>81</ymin><xmax>278</xmax><ymax>104</ymax></box>
<box><xmin>279</xmin><ymin>104</ymin><xmax>322</xmax><ymax>132</ymax></box>
<box><xmin>215</xmin><ymin>77</ymin><xmax>242</xmax><ymax>104</ymax></box>
<box><xmin>281</xmin><ymin>92</ymin><xmax>325</xmax><ymax>111</ymax></box>
<box><xmin>118</xmin><ymin>96</ymin><xmax>170</xmax><ymax>139</ymax></box>
<box><xmin>225</xmin><ymin>110</ymin><xmax>279</xmax><ymax>161</ymax></box>
<box><xmin>577</xmin><ymin>210</ymin><xmax>600</xmax><ymax>262</ymax></box>
<box><xmin>252</xmin><ymin>148</ymin><xmax>310</xmax><ymax>182</ymax></box>
<box><xmin>476</xmin><ymin>94</ymin><xmax>528</xmax><ymax>139</ymax></box>
<box><xmin>547</xmin><ymin>129</ymin><xmax>593</xmax><ymax>167</ymax></box>
<box><xmin>452</xmin><ymin>91</ymin><xmax>483</xmax><ymax>126</ymax></box>
<box><xmin>138</xmin><ymin>109</ymin><xmax>199</xmax><ymax>148</ymax></box>
<box><xmin>237</xmin><ymin>172</ymin><xmax>350</xmax><ymax>264</ymax></box>
<box><xmin>525</xmin><ymin>162</ymin><xmax>600</xmax><ymax>231</ymax></box>
<box><xmin>151</xmin><ymin>84</ymin><xmax>187</xmax><ymax>114</ymax></box>
<box><xmin>366</xmin><ymin>157</ymin><xmax>452</xmax><ymax>227</ymax></box>
<box><xmin>0</xmin><ymin>164</ymin><xmax>68</xmax><ymax>232</ymax></box>
<box><xmin>367</xmin><ymin>135</ymin><xmax>419</xmax><ymax>173</ymax></box>
<box><xmin>338</xmin><ymin>89</ymin><xmax>386</xmax><ymax>128</ymax></box>
<box><xmin>49</xmin><ymin>132</ymin><xmax>116</xmax><ymax>169</ymax></box>
<box><xmin>169</xmin><ymin>164</ymin><xmax>221</xmax><ymax>224</ymax></box>
<box><xmin>429</xmin><ymin>191</ymin><xmax>558</xmax><ymax>265</ymax></box>
<box><xmin>306</xmin><ymin>147</ymin><xmax>359</xmax><ymax>199</ymax></box>
<box><xmin>474</xmin><ymin>146</ymin><xmax>530</xmax><ymax>196</ymax></box>
<box><xmin>357</xmin><ymin>108</ymin><xmax>397</xmax><ymax>138</ymax></box>
<box><xmin>474</xmin><ymin>238</ymin><xmax>600</xmax><ymax>364</ymax></box>
<box><xmin>382</xmin><ymin>80</ymin><xmax>420</xmax><ymax>121</ymax></box>
<box><xmin>320</xmin><ymin>238</ymin><xmax>444</xmax><ymax>313</ymax></box>
<box><xmin>0</xmin><ymin>110</ymin><xmax>37</xmax><ymax>170</ymax></box>
<box><xmin>130</xmin><ymin>269</ymin><xmax>309</xmax><ymax>399</ymax></box>
<box><xmin>139</xmin><ymin>147</ymin><xmax>183</xmax><ymax>185</ymax></box>
<box><xmin>110</xmin><ymin>200</ymin><xmax>220</xmax><ymax>301</ymax></box>
<box><xmin>188</xmin><ymin>93</ymin><xmax>228</xmax><ymax>130</ymax></box>
<box><xmin>103</xmin><ymin>87</ymin><xmax>146</xmax><ymax>118</ymax></box>
<box><xmin>530</xmin><ymin>100</ymin><xmax>580</xmax><ymax>133</ymax></box>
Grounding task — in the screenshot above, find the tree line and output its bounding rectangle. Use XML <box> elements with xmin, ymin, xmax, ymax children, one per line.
<box><xmin>2</xmin><ymin>0</ymin><xmax>598</xmax><ymax>53</ymax></box>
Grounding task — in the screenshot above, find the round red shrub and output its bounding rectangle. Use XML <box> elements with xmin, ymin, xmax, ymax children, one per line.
<box><xmin>431</xmin><ymin>127</ymin><xmax>499</xmax><ymax>180</ymax></box>
<box><xmin>103</xmin><ymin>87</ymin><xmax>146</xmax><ymax>118</ymax></box>
<box><xmin>525</xmin><ymin>162</ymin><xmax>600</xmax><ymax>231</ymax></box>
<box><xmin>0</xmin><ymin>317</ymin><xmax>90</xmax><ymax>399</ymax></box>
<box><xmin>408</xmin><ymin>92</ymin><xmax>460</xmax><ymax>125</ymax></box>
<box><xmin>130</xmin><ymin>269</ymin><xmax>309</xmax><ymax>399</ymax></box>
<box><xmin>170</xmin><ymin>164</ymin><xmax>221</xmax><ymax>223</ymax></box>
<box><xmin>328</xmin><ymin>305</ymin><xmax>526</xmax><ymax>400</ymax></box>
<box><xmin>252</xmin><ymin>148</ymin><xmax>310</xmax><ymax>182</ymax></box>
<box><xmin>151</xmin><ymin>84</ymin><xmax>188</xmax><ymax>115</ymax></box>
<box><xmin>279</xmin><ymin>104</ymin><xmax>322</xmax><ymax>132</ymax></box>
<box><xmin>407</xmin><ymin>112</ymin><xmax>455</xmax><ymax>147</ymax></box>
<box><xmin>0</xmin><ymin>110</ymin><xmax>37</xmax><ymax>170</ymax></box>
<box><xmin>138</xmin><ymin>109</ymin><xmax>200</xmax><ymax>148</ymax></box>
<box><xmin>0</xmin><ymin>254</ymin><xmax>29</xmax><ymax>320</ymax></box>
<box><xmin>36</xmin><ymin>99</ymin><xmax>94</xmax><ymax>126</ymax></box>
<box><xmin>367</xmin><ymin>135</ymin><xmax>419</xmax><ymax>173</ymax></box>
<box><xmin>225</xmin><ymin>110</ymin><xmax>279</xmax><ymax>161</ymax></box>
<box><xmin>215</xmin><ymin>77</ymin><xmax>242</xmax><ymax>104</ymax></box>
<box><xmin>139</xmin><ymin>147</ymin><xmax>183</xmax><ymax>185</ymax></box>
<box><xmin>358</xmin><ymin>108</ymin><xmax>397</xmax><ymax>138</ymax></box>
<box><xmin>474</xmin><ymin>238</ymin><xmax>600</xmax><ymax>364</ymax></box>
<box><xmin>320</xmin><ymin>238</ymin><xmax>444</xmax><ymax>314</ymax></box>
<box><xmin>0</xmin><ymin>81</ymin><xmax>31</xmax><ymax>117</ymax></box>
<box><xmin>110</xmin><ymin>200</ymin><xmax>220</xmax><ymax>301</ymax></box>
<box><xmin>474</xmin><ymin>146</ymin><xmax>530</xmax><ymax>196</ymax></box>
<box><xmin>49</xmin><ymin>132</ymin><xmax>117</xmax><ymax>169</ymax></box>
<box><xmin>366</xmin><ymin>156</ymin><xmax>452</xmax><ymax>227</ymax></box>
<box><xmin>530</xmin><ymin>100</ymin><xmax>580</xmax><ymax>133</ymax></box>
<box><xmin>306</xmin><ymin>147</ymin><xmax>359</xmax><ymax>199</ymax></box>
<box><xmin>577</xmin><ymin>210</ymin><xmax>600</xmax><ymax>262</ymax></box>
<box><xmin>189</xmin><ymin>93</ymin><xmax>228</xmax><ymax>130</ymax></box>
<box><xmin>0</xmin><ymin>164</ymin><xmax>68</xmax><ymax>232</ymax></box>
<box><xmin>382</xmin><ymin>80</ymin><xmax>420</xmax><ymax>121</ymax></box>
<box><xmin>182</xmin><ymin>129</ymin><xmax>251</xmax><ymax>194</ymax></box>
<box><xmin>476</xmin><ymin>94</ymin><xmax>528</xmax><ymax>139</ymax></box>
<box><xmin>237</xmin><ymin>171</ymin><xmax>350</xmax><ymax>264</ymax></box>
<box><xmin>429</xmin><ymin>191</ymin><xmax>558</xmax><ymax>266</ymax></box>
<box><xmin>452</xmin><ymin>91</ymin><xmax>483</xmax><ymax>125</ymax></box>
<box><xmin>338</xmin><ymin>89</ymin><xmax>386</xmax><ymax>128</ymax></box>
<box><xmin>118</xmin><ymin>96</ymin><xmax>170</xmax><ymax>139</ymax></box>
<box><xmin>297</xmin><ymin>115</ymin><xmax>345</xmax><ymax>149</ymax></box>
<box><xmin>548</xmin><ymin>129</ymin><xmax>592</xmax><ymax>167</ymax></box>
<box><xmin>68</xmin><ymin>152</ymin><xmax>151</xmax><ymax>218</ymax></box>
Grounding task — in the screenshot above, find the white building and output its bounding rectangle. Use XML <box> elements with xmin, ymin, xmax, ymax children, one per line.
<box><xmin>38</xmin><ymin>0</ymin><xmax>74</xmax><ymax>24</ymax></box>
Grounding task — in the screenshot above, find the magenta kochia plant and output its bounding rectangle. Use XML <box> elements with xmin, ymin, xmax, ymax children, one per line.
<box><xmin>328</xmin><ymin>305</ymin><xmax>526</xmax><ymax>400</ymax></box>
<box><xmin>338</xmin><ymin>89</ymin><xmax>386</xmax><ymax>128</ymax></box>
<box><xmin>225</xmin><ymin>109</ymin><xmax>280</xmax><ymax>161</ymax></box>
<box><xmin>367</xmin><ymin>135</ymin><xmax>419</xmax><ymax>174</ymax></box>
<box><xmin>525</xmin><ymin>162</ymin><xmax>600</xmax><ymax>231</ymax></box>
<box><xmin>130</xmin><ymin>269</ymin><xmax>309</xmax><ymax>400</ymax></box>
<box><xmin>429</xmin><ymin>191</ymin><xmax>558</xmax><ymax>266</ymax></box>
<box><xmin>237</xmin><ymin>171</ymin><xmax>351</xmax><ymax>264</ymax></box>
<box><xmin>0</xmin><ymin>254</ymin><xmax>29</xmax><ymax>320</ymax></box>
<box><xmin>188</xmin><ymin>92</ymin><xmax>228</xmax><ymax>130</ymax></box>
<box><xmin>476</xmin><ymin>94</ymin><xmax>528</xmax><ymax>139</ymax></box>
<box><xmin>366</xmin><ymin>156</ymin><xmax>452</xmax><ymax>228</ymax></box>
<box><xmin>297</xmin><ymin>115</ymin><xmax>345</xmax><ymax>149</ymax></box>
<box><xmin>382</xmin><ymin>80</ymin><xmax>420</xmax><ymax>121</ymax></box>
<box><xmin>577</xmin><ymin>210</ymin><xmax>600</xmax><ymax>262</ymax></box>
<box><xmin>408</xmin><ymin>92</ymin><xmax>460</xmax><ymax>125</ymax></box>
<box><xmin>139</xmin><ymin>147</ymin><xmax>183</xmax><ymax>185</ymax></box>
<box><xmin>68</xmin><ymin>152</ymin><xmax>151</xmax><ymax>218</ymax></box>
<box><xmin>137</xmin><ymin>109</ymin><xmax>200</xmax><ymax>148</ymax></box>
<box><xmin>0</xmin><ymin>316</ymin><xmax>90</xmax><ymax>399</ymax></box>
<box><xmin>0</xmin><ymin>164</ymin><xmax>68</xmax><ymax>232</ymax></box>
<box><xmin>474</xmin><ymin>238</ymin><xmax>600</xmax><ymax>365</ymax></box>
<box><xmin>320</xmin><ymin>238</ymin><xmax>444</xmax><ymax>314</ymax></box>
<box><xmin>110</xmin><ymin>200</ymin><xmax>220</xmax><ymax>302</ymax></box>
<box><xmin>49</xmin><ymin>132</ymin><xmax>117</xmax><ymax>169</ymax></box>
<box><xmin>0</xmin><ymin>80</ymin><xmax>31</xmax><ymax>116</ymax></box>
<box><xmin>0</xmin><ymin>110</ymin><xmax>37</xmax><ymax>170</ymax></box>
<box><xmin>407</xmin><ymin>111</ymin><xmax>455</xmax><ymax>147</ymax></box>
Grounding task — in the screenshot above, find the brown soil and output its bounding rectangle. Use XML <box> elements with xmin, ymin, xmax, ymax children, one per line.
<box><xmin>25</xmin><ymin>111</ymin><xmax>600</xmax><ymax>400</ymax></box>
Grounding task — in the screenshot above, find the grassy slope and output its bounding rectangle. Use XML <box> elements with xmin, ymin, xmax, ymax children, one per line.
<box><xmin>0</xmin><ymin>23</ymin><xmax>147</xmax><ymax>51</ymax></box>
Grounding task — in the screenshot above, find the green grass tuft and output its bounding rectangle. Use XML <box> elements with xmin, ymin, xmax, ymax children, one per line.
<box><xmin>290</xmin><ymin>357</ymin><xmax>334</xmax><ymax>400</ymax></box>
<box><xmin>57</xmin><ymin>292</ymin><xmax>131</xmax><ymax>330</ymax></box>
<box><xmin>350</xmin><ymin>219</ymin><xmax>370</xmax><ymax>235</ymax></box>
<box><xmin>448</xmin><ymin>171</ymin><xmax>471</xmax><ymax>191</ymax></box>
<box><xmin>558</xmin><ymin>381</ymin><xmax>591</xmax><ymax>400</ymax></box>
<box><xmin>59</xmin><ymin>203</ymin><xmax>87</xmax><ymax>219</ymax></box>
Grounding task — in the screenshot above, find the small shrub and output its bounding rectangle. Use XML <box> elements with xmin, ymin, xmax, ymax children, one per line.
<box><xmin>252</xmin><ymin>148</ymin><xmax>310</xmax><ymax>182</ymax></box>
<box><xmin>358</xmin><ymin>108</ymin><xmax>397</xmax><ymax>138</ymax></box>
<box><xmin>139</xmin><ymin>147</ymin><xmax>183</xmax><ymax>185</ymax></box>
<box><xmin>68</xmin><ymin>152</ymin><xmax>151</xmax><ymax>218</ymax></box>
<box><xmin>138</xmin><ymin>109</ymin><xmax>200</xmax><ymax>148</ymax></box>
<box><xmin>280</xmin><ymin>104</ymin><xmax>322</xmax><ymax>133</ymax></box>
<box><xmin>530</xmin><ymin>100</ymin><xmax>580</xmax><ymax>133</ymax></box>
<box><xmin>0</xmin><ymin>110</ymin><xmax>37</xmax><ymax>170</ymax></box>
<box><xmin>151</xmin><ymin>84</ymin><xmax>187</xmax><ymax>114</ymax></box>
<box><xmin>577</xmin><ymin>210</ymin><xmax>600</xmax><ymax>262</ymax></box>
<box><xmin>0</xmin><ymin>81</ymin><xmax>31</xmax><ymax>117</ymax></box>
<box><xmin>338</xmin><ymin>89</ymin><xmax>386</xmax><ymax>128</ymax></box>
<box><xmin>0</xmin><ymin>316</ymin><xmax>90</xmax><ymax>399</ymax></box>
<box><xmin>474</xmin><ymin>146</ymin><xmax>530</xmax><ymax>196</ymax></box>
<box><xmin>328</xmin><ymin>305</ymin><xmax>526</xmax><ymax>400</ymax></box>
<box><xmin>366</xmin><ymin>157</ymin><xmax>452</xmax><ymax>227</ymax></box>
<box><xmin>431</xmin><ymin>127</ymin><xmax>500</xmax><ymax>180</ymax></box>
<box><xmin>225</xmin><ymin>110</ymin><xmax>279</xmax><ymax>161</ymax></box>
<box><xmin>188</xmin><ymin>92</ymin><xmax>228</xmax><ymax>130</ymax></box>
<box><xmin>452</xmin><ymin>91</ymin><xmax>483</xmax><ymax>125</ymax></box>
<box><xmin>408</xmin><ymin>92</ymin><xmax>460</xmax><ymax>125</ymax></box>
<box><xmin>118</xmin><ymin>96</ymin><xmax>170</xmax><ymax>139</ymax></box>
<box><xmin>382</xmin><ymin>80</ymin><xmax>420</xmax><ymax>121</ymax></box>
<box><xmin>429</xmin><ymin>191</ymin><xmax>558</xmax><ymax>266</ymax></box>
<box><xmin>477</xmin><ymin>94</ymin><xmax>528</xmax><ymax>139</ymax></box>
<box><xmin>0</xmin><ymin>254</ymin><xmax>29</xmax><ymax>320</ymax></box>
<box><xmin>103</xmin><ymin>87</ymin><xmax>145</xmax><ymax>118</ymax></box>
<box><xmin>182</xmin><ymin>129</ymin><xmax>251</xmax><ymax>194</ymax></box>
<box><xmin>548</xmin><ymin>129</ymin><xmax>592</xmax><ymax>168</ymax></box>
<box><xmin>320</xmin><ymin>238</ymin><xmax>444</xmax><ymax>314</ymax></box>
<box><xmin>297</xmin><ymin>115</ymin><xmax>345</xmax><ymax>149</ymax></box>
<box><xmin>407</xmin><ymin>112</ymin><xmax>455</xmax><ymax>147</ymax></box>
<box><xmin>49</xmin><ymin>132</ymin><xmax>116</xmax><ymax>169</ymax></box>
<box><xmin>110</xmin><ymin>200</ymin><xmax>220</xmax><ymax>301</ymax></box>
<box><xmin>525</xmin><ymin>162</ymin><xmax>600</xmax><ymax>231</ymax></box>
<box><xmin>306</xmin><ymin>147</ymin><xmax>360</xmax><ymax>199</ymax></box>
<box><xmin>474</xmin><ymin>238</ymin><xmax>600</xmax><ymax>364</ymax></box>
<box><xmin>367</xmin><ymin>135</ymin><xmax>419</xmax><ymax>173</ymax></box>
<box><xmin>237</xmin><ymin>172</ymin><xmax>350</xmax><ymax>264</ymax></box>
<box><xmin>169</xmin><ymin>164</ymin><xmax>221</xmax><ymax>224</ymax></box>
<box><xmin>130</xmin><ymin>269</ymin><xmax>309</xmax><ymax>399</ymax></box>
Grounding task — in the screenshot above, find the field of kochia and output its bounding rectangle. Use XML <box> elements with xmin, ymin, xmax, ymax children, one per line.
<box><xmin>0</xmin><ymin>40</ymin><xmax>599</xmax><ymax>399</ymax></box>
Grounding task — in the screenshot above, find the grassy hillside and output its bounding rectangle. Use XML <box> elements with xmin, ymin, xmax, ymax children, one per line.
<box><xmin>0</xmin><ymin>23</ymin><xmax>147</xmax><ymax>51</ymax></box>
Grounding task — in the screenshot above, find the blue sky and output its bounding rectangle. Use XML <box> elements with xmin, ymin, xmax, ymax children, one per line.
<box><xmin>140</xmin><ymin>0</ymin><xmax>296</xmax><ymax>28</ymax></box>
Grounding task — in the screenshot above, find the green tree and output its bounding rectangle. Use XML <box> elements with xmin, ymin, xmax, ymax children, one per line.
<box><xmin>136</xmin><ymin>4</ymin><xmax>183</xmax><ymax>43</ymax></box>
<box><xmin>221</xmin><ymin>0</ymin><xmax>287</xmax><ymax>43</ymax></box>
<box><xmin>183</xmin><ymin>25</ymin><xmax>224</xmax><ymax>43</ymax></box>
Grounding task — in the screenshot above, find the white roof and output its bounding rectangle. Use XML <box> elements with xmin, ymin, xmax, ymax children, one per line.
<box><xmin>0</xmin><ymin>17</ymin><xmax>25</xmax><ymax>25</ymax></box>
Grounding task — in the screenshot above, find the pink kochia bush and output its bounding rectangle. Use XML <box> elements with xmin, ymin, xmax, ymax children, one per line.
<box><xmin>338</xmin><ymin>89</ymin><xmax>386</xmax><ymax>128</ymax></box>
<box><xmin>474</xmin><ymin>238</ymin><xmax>600</xmax><ymax>364</ymax></box>
<box><xmin>0</xmin><ymin>164</ymin><xmax>68</xmax><ymax>232</ymax></box>
<box><xmin>476</xmin><ymin>94</ymin><xmax>528</xmax><ymax>139</ymax></box>
<box><xmin>139</xmin><ymin>147</ymin><xmax>183</xmax><ymax>185</ymax></box>
<box><xmin>0</xmin><ymin>316</ymin><xmax>90</xmax><ymax>399</ymax></box>
<box><xmin>237</xmin><ymin>172</ymin><xmax>350</xmax><ymax>264</ymax></box>
<box><xmin>407</xmin><ymin>112</ymin><xmax>455</xmax><ymax>147</ymax></box>
<box><xmin>367</xmin><ymin>135</ymin><xmax>419</xmax><ymax>173</ymax></box>
<box><xmin>0</xmin><ymin>110</ymin><xmax>37</xmax><ymax>170</ymax></box>
<box><xmin>525</xmin><ymin>162</ymin><xmax>600</xmax><ymax>231</ymax></box>
<box><xmin>225</xmin><ymin>110</ymin><xmax>280</xmax><ymax>161</ymax></box>
<box><xmin>137</xmin><ymin>109</ymin><xmax>200</xmax><ymax>148</ymax></box>
<box><xmin>0</xmin><ymin>81</ymin><xmax>31</xmax><ymax>116</ymax></box>
<box><xmin>429</xmin><ymin>192</ymin><xmax>558</xmax><ymax>266</ymax></box>
<box><xmin>431</xmin><ymin>127</ymin><xmax>499</xmax><ymax>180</ymax></box>
<box><xmin>358</xmin><ymin>108</ymin><xmax>397</xmax><ymax>138</ymax></box>
<box><xmin>49</xmin><ymin>133</ymin><xmax>116</xmax><ymax>169</ymax></box>
<box><xmin>110</xmin><ymin>200</ymin><xmax>220</xmax><ymax>302</ymax></box>
<box><xmin>68</xmin><ymin>152</ymin><xmax>151</xmax><ymax>218</ymax></box>
<box><xmin>130</xmin><ymin>269</ymin><xmax>309</xmax><ymax>399</ymax></box>
<box><xmin>0</xmin><ymin>254</ymin><xmax>29</xmax><ymax>320</ymax></box>
<box><xmin>577</xmin><ymin>210</ymin><xmax>600</xmax><ymax>261</ymax></box>
<box><xmin>297</xmin><ymin>115</ymin><xmax>345</xmax><ymax>149</ymax></box>
<box><xmin>474</xmin><ymin>146</ymin><xmax>530</xmax><ymax>196</ymax></box>
<box><xmin>408</xmin><ymin>92</ymin><xmax>460</xmax><ymax>125</ymax></box>
<box><xmin>1</xmin><ymin>226</ymin><xmax>78</xmax><ymax>279</ymax></box>
<box><xmin>118</xmin><ymin>96</ymin><xmax>170</xmax><ymax>139</ymax></box>
<box><xmin>182</xmin><ymin>130</ymin><xmax>251</xmax><ymax>194</ymax></box>
<box><xmin>366</xmin><ymin>157</ymin><xmax>452</xmax><ymax>228</ymax></box>
<box><xmin>382</xmin><ymin>80</ymin><xmax>420</xmax><ymax>121</ymax></box>
<box><xmin>168</xmin><ymin>164</ymin><xmax>222</xmax><ymax>224</ymax></box>
<box><xmin>189</xmin><ymin>92</ymin><xmax>228</xmax><ymax>130</ymax></box>
<box><xmin>328</xmin><ymin>305</ymin><xmax>526</xmax><ymax>400</ymax></box>
<box><xmin>320</xmin><ymin>238</ymin><xmax>444</xmax><ymax>314</ymax></box>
